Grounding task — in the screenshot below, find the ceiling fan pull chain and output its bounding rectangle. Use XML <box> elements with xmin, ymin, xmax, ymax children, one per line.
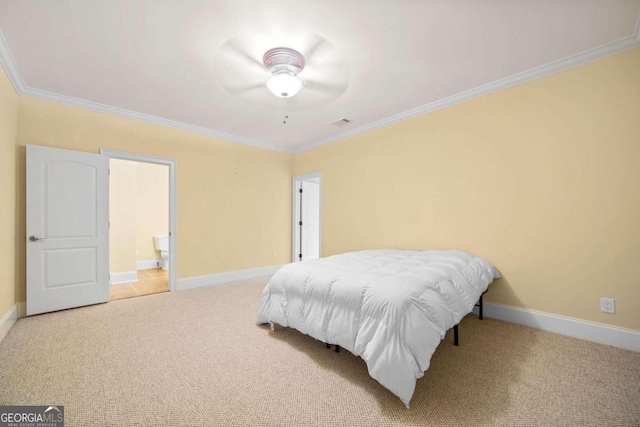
<box><xmin>282</xmin><ymin>99</ymin><xmax>289</xmax><ymax>124</ymax></box>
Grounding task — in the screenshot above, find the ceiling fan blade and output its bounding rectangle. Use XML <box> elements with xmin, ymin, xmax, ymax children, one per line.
<box><xmin>286</xmin><ymin>89</ymin><xmax>337</xmax><ymax>110</ymax></box>
<box><xmin>300</xmin><ymin>33</ymin><xmax>327</xmax><ymax>65</ymax></box>
<box><xmin>303</xmin><ymin>80</ymin><xmax>348</xmax><ymax>94</ymax></box>
<box><xmin>225</xmin><ymin>82</ymin><xmax>266</xmax><ymax>96</ymax></box>
<box><xmin>220</xmin><ymin>38</ymin><xmax>266</xmax><ymax>74</ymax></box>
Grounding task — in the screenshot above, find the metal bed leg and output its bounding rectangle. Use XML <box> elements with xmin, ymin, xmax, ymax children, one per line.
<box><xmin>474</xmin><ymin>293</ymin><xmax>486</xmax><ymax>320</ymax></box>
<box><xmin>453</xmin><ymin>324</ymin><xmax>459</xmax><ymax>346</ymax></box>
<box><xmin>335</xmin><ymin>345</ymin><xmax>340</xmax><ymax>353</ymax></box>
<box><xmin>326</xmin><ymin>343</ymin><xmax>330</xmax><ymax>349</ymax></box>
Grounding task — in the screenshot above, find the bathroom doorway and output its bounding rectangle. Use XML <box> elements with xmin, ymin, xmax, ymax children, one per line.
<box><xmin>101</xmin><ymin>149</ymin><xmax>177</xmax><ymax>300</ymax></box>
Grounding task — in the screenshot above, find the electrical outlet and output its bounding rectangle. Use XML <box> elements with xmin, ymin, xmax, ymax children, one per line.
<box><xmin>600</xmin><ymin>298</ymin><xmax>615</xmax><ymax>314</ymax></box>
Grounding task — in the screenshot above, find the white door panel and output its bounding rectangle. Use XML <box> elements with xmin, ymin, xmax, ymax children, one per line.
<box><xmin>27</xmin><ymin>145</ymin><xmax>109</xmax><ymax>316</ymax></box>
<box><xmin>293</xmin><ymin>174</ymin><xmax>322</xmax><ymax>262</ymax></box>
<box><xmin>301</xmin><ymin>181</ymin><xmax>320</xmax><ymax>260</ymax></box>
<box><xmin>44</xmin><ymin>247</ymin><xmax>97</xmax><ymax>288</ymax></box>
<box><xmin>44</xmin><ymin>161</ymin><xmax>98</xmax><ymax>237</ymax></box>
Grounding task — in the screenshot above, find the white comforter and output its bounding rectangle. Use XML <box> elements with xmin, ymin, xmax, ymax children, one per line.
<box><xmin>256</xmin><ymin>249</ymin><xmax>500</xmax><ymax>407</ymax></box>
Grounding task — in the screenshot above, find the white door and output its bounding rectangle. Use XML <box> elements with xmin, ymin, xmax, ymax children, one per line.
<box><xmin>301</xmin><ymin>180</ymin><xmax>320</xmax><ymax>259</ymax></box>
<box><xmin>293</xmin><ymin>173</ymin><xmax>322</xmax><ymax>262</ymax></box>
<box><xmin>27</xmin><ymin>145</ymin><xmax>109</xmax><ymax>316</ymax></box>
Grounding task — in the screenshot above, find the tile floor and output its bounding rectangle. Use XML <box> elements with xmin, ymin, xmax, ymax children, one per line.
<box><xmin>110</xmin><ymin>268</ymin><xmax>169</xmax><ymax>300</ymax></box>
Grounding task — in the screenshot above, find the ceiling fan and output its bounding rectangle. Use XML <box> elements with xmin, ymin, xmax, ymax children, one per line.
<box><xmin>213</xmin><ymin>33</ymin><xmax>350</xmax><ymax>110</ymax></box>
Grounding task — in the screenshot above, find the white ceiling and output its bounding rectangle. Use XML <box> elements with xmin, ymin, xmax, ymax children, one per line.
<box><xmin>1</xmin><ymin>1</ymin><xmax>639</xmax><ymax>153</ymax></box>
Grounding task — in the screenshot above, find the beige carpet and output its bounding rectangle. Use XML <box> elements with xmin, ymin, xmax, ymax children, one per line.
<box><xmin>1</xmin><ymin>277</ymin><xmax>639</xmax><ymax>427</ymax></box>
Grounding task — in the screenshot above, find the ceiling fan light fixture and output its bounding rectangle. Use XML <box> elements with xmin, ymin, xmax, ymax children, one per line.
<box><xmin>263</xmin><ymin>47</ymin><xmax>305</xmax><ymax>98</ymax></box>
<box><xmin>266</xmin><ymin>73</ymin><xmax>303</xmax><ymax>98</ymax></box>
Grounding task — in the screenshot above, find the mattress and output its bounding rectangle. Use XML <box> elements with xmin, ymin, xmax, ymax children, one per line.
<box><xmin>256</xmin><ymin>249</ymin><xmax>500</xmax><ymax>407</ymax></box>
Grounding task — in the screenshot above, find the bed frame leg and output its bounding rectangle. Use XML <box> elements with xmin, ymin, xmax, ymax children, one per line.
<box><xmin>479</xmin><ymin>294</ymin><xmax>484</xmax><ymax>320</ymax></box>
<box><xmin>270</xmin><ymin>322</ymin><xmax>276</xmax><ymax>332</ymax></box>
<box><xmin>326</xmin><ymin>343</ymin><xmax>330</xmax><ymax>349</ymax></box>
<box><xmin>335</xmin><ymin>345</ymin><xmax>340</xmax><ymax>353</ymax></box>
<box><xmin>453</xmin><ymin>324</ymin><xmax>459</xmax><ymax>346</ymax></box>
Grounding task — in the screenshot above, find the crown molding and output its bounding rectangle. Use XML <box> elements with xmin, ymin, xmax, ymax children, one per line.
<box><xmin>0</xmin><ymin>29</ymin><xmax>25</xmax><ymax>91</ymax></box>
<box><xmin>293</xmin><ymin>34</ymin><xmax>640</xmax><ymax>154</ymax></box>
<box><xmin>19</xmin><ymin>86</ymin><xmax>290</xmax><ymax>153</ymax></box>
<box><xmin>2</xmin><ymin>25</ymin><xmax>639</xmax><ymax>156</ymax></box>
<box><xmin>0</xmin><ymin>30</ymin><xmax>289</xmax><ymax>154</ymax></box>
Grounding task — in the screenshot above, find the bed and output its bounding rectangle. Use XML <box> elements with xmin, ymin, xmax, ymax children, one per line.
<box><xmin>256</xmin><ymin>249</ymin><xmax>500</xmax><ymax>407</ymax></box>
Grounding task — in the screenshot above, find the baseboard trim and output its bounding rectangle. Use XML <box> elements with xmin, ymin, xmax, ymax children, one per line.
<box><xmin>177</xmin><ymin>264</ymin><xmax>285</xmax><ymax>291</ymax></box>
<box><xmin>110</xmin><ymin>271</ymin><xmax>138</xmax><ymax>284</ymax></box>
<box><xmin>0</xmin><ymin>305</ymin><xmax>18</xmax><ymax>344</ymax></box>
<box><xmin>16</xmin><ymin>302</ymin><xmax>26</xmax><ymax>318</ymax></box>
<box><xmin>136</xmin><ymin>259</ymin><xmax>160</xmax><ymax>270</ymax></box>
<box><xmin>473</xmin><ymin>302</ymin><xmax>640</xmax><ymax>352</ymax></box>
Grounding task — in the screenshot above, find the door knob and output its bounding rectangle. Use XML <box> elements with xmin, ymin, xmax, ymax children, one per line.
<box><xmin>29</xmin><ymin>235</ymin><xmax>45</xmax><ymax>242</ymax></box>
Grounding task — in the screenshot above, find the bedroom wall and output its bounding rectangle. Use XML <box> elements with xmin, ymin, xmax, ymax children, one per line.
<box><xmin>0</xmin><ymin>65</ymin><xmax>17</xmax><ymax>321</ymax></box>
<box><xmin>293</xmin><ymin>47</ymin><xmax>640</xmax><ymax>331</ymax></box>
<box><xmin>15</xmin><ymin>96</ymin><xmax>293</xmax><ymax>304</ymax></box>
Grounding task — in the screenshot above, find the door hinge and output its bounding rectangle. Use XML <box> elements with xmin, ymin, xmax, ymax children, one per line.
<box><xmin>299</xmin><ymin>188</ymin><xmax>303</xmax><ymax>193</ymax></box>
<box><xmin>299</xmin><ymin>221</ymin><xmax>302</xmax><ymax>226</ymax></box>
<box><xmin>299</xmin><ymin>254</ymin><xmax>302</xmax><ymax>260</ymax></box>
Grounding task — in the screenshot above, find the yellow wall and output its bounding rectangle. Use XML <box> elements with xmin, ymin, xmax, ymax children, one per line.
<box><xmin>0</xmin><ymin>65</ymin><xmax>17</xmax><ymax>320</ymax></box>
<box><xmin>15</xmin><ymin>97</ymin><xmax>293</xmax><ymax>302</ymax></box>
<box><xmin>109</xmin><ymin>159</ymin><xmax>138</xmax><ymax>274</ymax></box>
<box><xmin>136</xmin><ymin>162</ymin><xmax>169</xmax><ymax>263</ymax></box>
<box><xmin>293</xmin><ymin>48</ymin><xmax>640</xmax><ymax>331</ymax></box>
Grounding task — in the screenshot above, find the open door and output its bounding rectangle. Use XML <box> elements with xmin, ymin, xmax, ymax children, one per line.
<box><xmin>293</xmin><ymin>173</ymin><xmax>322</xmax><ymax>262</ymax></box>
<box><xmin>26</xmin><ymin>145</ymin><xmax>109</xmax><ymax>315</ymax></box>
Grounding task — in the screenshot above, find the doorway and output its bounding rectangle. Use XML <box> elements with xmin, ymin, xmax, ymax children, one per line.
<box><xmin>101</xmin><ymin>149</ymin><xmax>177</xmax><ymax>298</ymax></box>
<box><xmin>292</xmin><ymin>173</ymin><xmax>322</xmax><ymax>262</ymax></box>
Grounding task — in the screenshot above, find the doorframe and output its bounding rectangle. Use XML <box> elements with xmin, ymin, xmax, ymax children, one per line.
<box><xmin>292</xmin><ymin>172</ymin><xmax>322</xmax><ymax>263</ymax></box>
<box><xmin>100</xmin><ymin>149</ymin><xmax>177</xmax><ymax>292</ymax></box>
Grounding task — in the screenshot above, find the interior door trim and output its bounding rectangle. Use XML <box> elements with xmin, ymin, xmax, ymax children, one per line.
<box><xmin>100</xmin><ymin>149</ymin><xmax>178</xmax><ymax>292</ymax></box>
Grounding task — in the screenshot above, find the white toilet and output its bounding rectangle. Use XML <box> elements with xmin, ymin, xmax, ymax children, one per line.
<box><xmin>153</xmin><ymin>235</ymin><xmax>170</xmax><ymax>270</ymax></box>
